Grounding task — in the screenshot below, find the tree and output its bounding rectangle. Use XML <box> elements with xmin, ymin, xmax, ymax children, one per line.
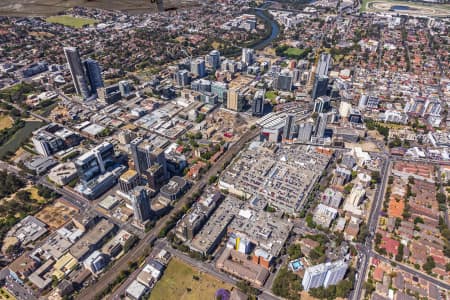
<box><xmin>344</xmin><ymin>183</ymin><xmax>354</xmax><ymax>194</ymax></box>
<box><xmin>0</xmin><ymin>171</ymin><xmax>25</xmax><ymax>198</ymax></box>
<box><xmin>208</xmin><ymin>175</ymin><xmax>218</xmax><ymax>185</ymax></box>
<box><xmin>195</xmin><ymin>113</ymin><xmax>205</xmax><ymax>123</ymax></box>
<box><xmin>395</xmin><ymin>217</ymin><xmax>402</xmax><ymax>228</ymax></box>
<box><xmin>287</xmin><ymin>244</ymin><xmax>303</xmax><ymax>259</ymax></box>
<box><xmin>356</xmin><ymin>223</ymin><xmax>369</xmax><ymax>243</ymax></box>
<box><xmin>306</xmin><ymin>213</ymin><xmax>316</xmax><ymax>228</ymax></box>
<box><xmin>423</xmin><ymin>256</ymin><xmax>435</xmax><ymax>274</ymax></box>
<box><xmin>272</xmin><ymin>267</ymin><xmax>302</xmax><ymax>299</ymax></box>
<box><xmin>413</xmin><ymin>217</ymin><xmax>424</xmax><ymax>224</ymax></box>
<box><xmin>437</xmin><ymin>193</ymin><xmax>447</xmax><ymax>205</ymax></box>
<box><xmin>395</xmin><ymin>244</ymin><xmax>404</xmax><ymax>262</ymax></box>
<box><xmin>364</xmin><ymin>281</ymin><xmax>375</xmax><ymax>294</ymax></box>
<box><xmin>51</xmin><ymin>275</ymin><xmax>59</xmax><ymax>287</ymax></box>
<box><xmin>37</xmin><ymin>184</ymin><xmax>59</xmax><ymax>200</ymax></box>
<box><xmin>336</xmin><ymin>279</ymin><xmax>353</xmax><ymax>298</ymax></box>
<box><xmin>237</xmin><ymin>280</ymin><xmax>259</xmax><ymax>297</ymax></box>
<box><xmin>370</xmin><ymin>171</ymin><xmax>381</xmax><ymax>183</ymax></box>
<box><xmin>388</xmin><ymin>176</ymin><xmax>394</xmax><ymax>184</ymax></box>
<box><xmin>375</xmin><ymin>233</ymin><xmax>382</xmax><ymax>248</ymax></box>
<box><xmin>15</xmin><ymin>190</ymin><xmax>31</xmax><ymax>202</ymax></box>
<box><xmin>309</xmin><ymin>245</ymin><xmax>326</xmax><ymax>262</ymax></box>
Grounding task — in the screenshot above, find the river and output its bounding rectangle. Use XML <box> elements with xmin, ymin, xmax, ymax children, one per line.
<box><xmin>252</xmin><ymin>7</ymin><xmax>281</xmax><ymax>50</ymax></box>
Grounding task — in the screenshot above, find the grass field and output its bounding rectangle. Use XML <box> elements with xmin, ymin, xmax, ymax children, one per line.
<box><xmin>284</xmin><ymin>47</ymin><xmax>303</xmax><ymax>57</ymax></box>
<box><xmin>26</xmin><ymin>186</ymin><xmax>47</xmax><ymax>204</ymax></box>
<box><xmin>46</xmin><ymin>15</ymin><xmax>98</xmax><ymax>28</ymax></box>
<box><xmin>361</xmin><ymin>0</ymin><xmax>370</xmax><ymax>12</ymax></box>
<box><xmin>265</xmin><ymin>90</ymin><xmax>278</xmax><ymax>100</ymax></box>
<box><xmin>150</xmin><ymin>258</ymin><xmax>233</xmax><ymax>300</ymax></box>
<box><xmin>0</xmin><ymin>115</ymin><xmax>13</xmax><ymax>131</ymax></box>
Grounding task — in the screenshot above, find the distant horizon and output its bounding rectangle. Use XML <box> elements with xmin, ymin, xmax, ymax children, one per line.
<box><xmin>0</xmin><ymin>0</ymin><xmax>199</xmax><ymax>17</ymax></box>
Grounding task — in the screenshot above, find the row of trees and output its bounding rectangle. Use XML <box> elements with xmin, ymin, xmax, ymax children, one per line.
<box><xmin>309</xmin><ymin>279</ymin><xmax>353</xmax><ymax>299</ymax></box>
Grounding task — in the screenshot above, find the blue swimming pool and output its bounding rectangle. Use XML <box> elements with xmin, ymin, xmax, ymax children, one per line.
<box><xmin>292</xmin><ymin>261</ymin><xmax>300</xmax><ymax>269</ymax></box>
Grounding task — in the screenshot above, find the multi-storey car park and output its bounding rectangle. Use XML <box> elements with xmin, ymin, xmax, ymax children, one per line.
<box><xmin>219</xmin><ymin>142</ymin><xmax>331</xmax><ymax>214</ymax></box>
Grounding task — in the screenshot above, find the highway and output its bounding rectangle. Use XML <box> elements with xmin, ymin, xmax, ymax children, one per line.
<box><xmin>75</xmin><ymin>127</ymin><xmax>260</xmax><ymax>299</ymax></box>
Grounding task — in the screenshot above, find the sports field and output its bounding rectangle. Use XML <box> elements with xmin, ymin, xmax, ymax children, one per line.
<box><xmin>361</xmin><ymin>0</ymin><xmax>450</xmax><ymax>16</ymax></box>
<box><xmin>46</xmin><ymin>15</ymin><xmax>97</xmax><ymax>28</ymax></box>
<box><xmin>150</xmin><ymin>258</ymin><xmax>233</xmax><ymax>300</ymax></box>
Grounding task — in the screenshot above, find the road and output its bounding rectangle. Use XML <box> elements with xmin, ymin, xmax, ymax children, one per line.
<box><xmin>352</xmin><ymin>155</ymin><xmax>390</xmax><ymax>300</ymax></box>
<box><xmin>75</xmin><ymin>127</ymin><xmax>260</xmax><ymax>299</ymax></box>
<box><xmin>371</xmin><ymin>251</ymin><xmax>450</xmax><ymax>290</ymax></box>
<box><xmin>38</xmin><ymin>176</ymin><xmax>89</xmax><ymax>210</ymax></box>
<box><xmin>113</xmin><ymin>239</ymin><xmax>281</xmax><ymax>300</ymax></box>
<box><xmin>353</xmin><ymin>156</ymin><xmax>450</xmax><ymax>300</ymax></box>
<box><xmin>0</xmin><ymin>160</ymin><xmax>24</xmax><ymax>177</ymax></box>
<box><xmin>437</xmin><ymin>165</ymin><xmax>449</xmax><ymax>226</ymax></box>
<box><xmin>0</xmin><ymin>98</ymin><xmax>50</xmax><ymax>123</ymax></box>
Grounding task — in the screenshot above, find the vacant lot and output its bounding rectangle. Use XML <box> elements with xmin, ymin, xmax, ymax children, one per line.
<box><xmin>0</xmin><ymin>0</ymin><xmax>198</xmax><ymax>16</ymax></box>
<box><xmin>46</xmin><ymin>15</ymin><xmax>97</xmax><ymax>28</ymax></box>
<box><xmin>0</xmin><ymin>115</ymin><xmax>13</xmax><ymax>131</ymax></box>
<box><xmin>35</xmin><ymin>200</ymin><xmax>78</xmax><ymax>228</ymax></box>
<box><xmin>150</xmin><ymin>258</ymin><xmax>233</xmax><ymax>300</ymax></box>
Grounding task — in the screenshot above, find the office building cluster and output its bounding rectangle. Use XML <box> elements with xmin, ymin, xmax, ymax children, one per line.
<box><xmin>32</xmin><ymin>124</ymin><xmax>82</xmax><ymax>157</ymax></box>
<box><xmin>64</xmin><ymin>47</ymin><xmax>103</xmax><ymax>100</ymax></box>
<box><xmin>73</xmin><ymin>142</ymin><xmax>126</xmax><ymax>199</ymax></box>
<box><xmin>177</xmin><ymin>189</ymin><xmax>292</xmax><ymax>287</ymax></box>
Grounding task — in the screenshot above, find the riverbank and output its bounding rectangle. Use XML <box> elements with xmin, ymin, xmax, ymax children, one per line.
<box><xmin>0</xmin><ymin>121</ymin><xmax>43</xmax><ymax>159</ymax></box>
<box><xmin>253</xmin><ymin>9</ymin><xmax>281</xmax><ymax>50</ymax></box>
<box><xmin>220</xmin><ymin>7</ymin><xmax>281</xmax><ymax>58</ymax></box>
